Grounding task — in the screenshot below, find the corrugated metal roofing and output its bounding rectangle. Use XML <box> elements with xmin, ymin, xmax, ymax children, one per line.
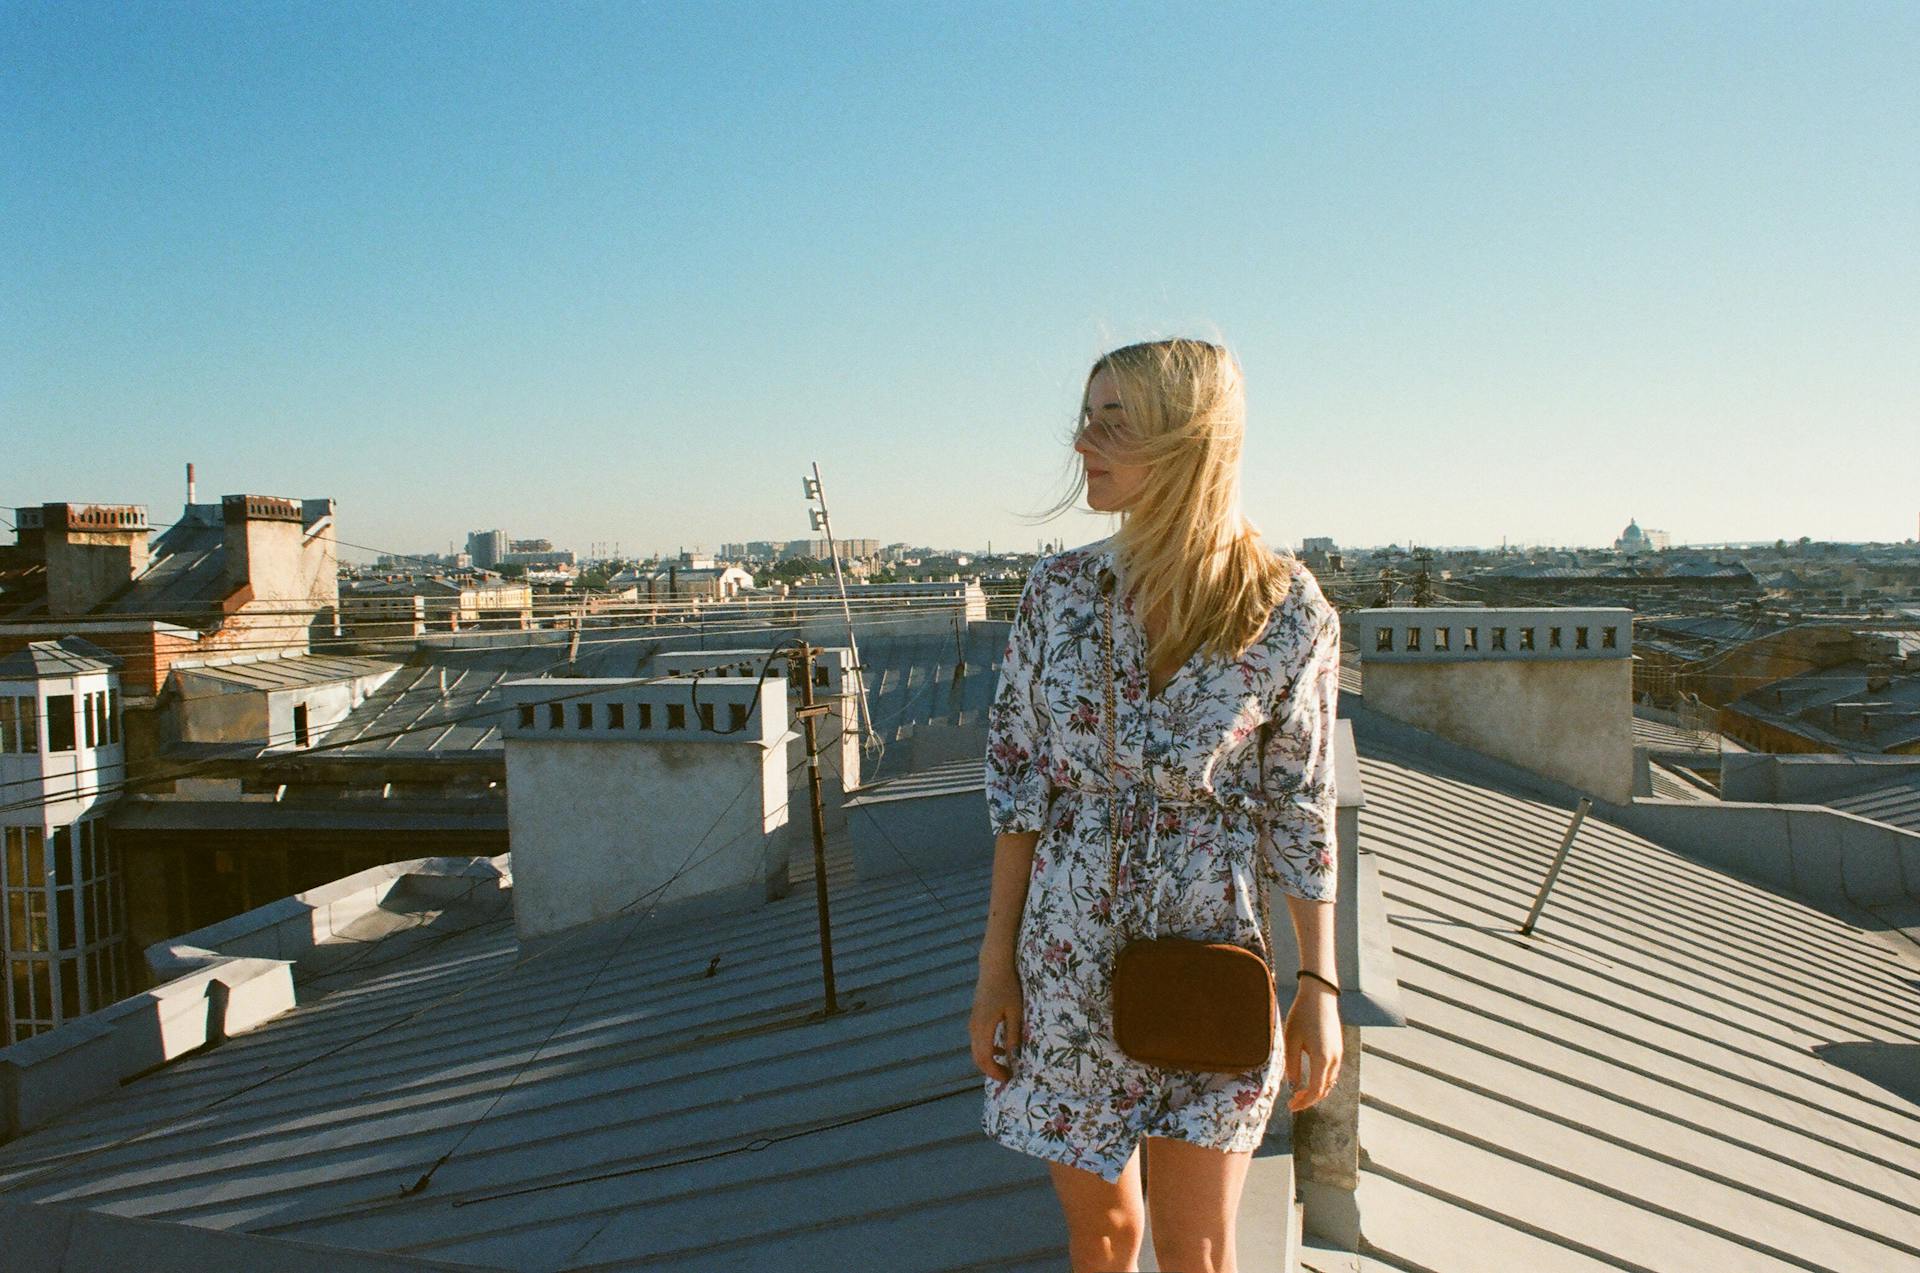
<box><xmin>0</xmin><ymin>636</ymin><xmax>122</xmax><ymax>679</ymax></box>
<box><xmin>1827</xmin><ymin>772</ymin><xmax>1920</xmax><ymax>835</ymax></box>
<box><xmin>3</xmin><ymin>719</ymin><xmax>1917</xmax><ymax>1269</ymax></box>
<box><xmin>172</xmin><ymin>654</ymin><xmax>403</xmax><ymax>692</ymax></box>
<box><xmin>1630</xmin><ymin>714</ymin><xmax>1732</xmax><ymax>755</ymax></box>
<box><xmin>1344</xmin><ymin>737</ymin><xmax>1920</xmax><ymax>1270</ymax></box>
<box><xmin>98</xmin><ymin>514</ymin><xmax>230</xmax><ymax>617</ymax></box>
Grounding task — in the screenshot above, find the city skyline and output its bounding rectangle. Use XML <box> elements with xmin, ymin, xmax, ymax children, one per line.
<box><xmin>6</xmin><ymin>3</ymin><xmax>1917</xmax><ymax>552</ymax></box>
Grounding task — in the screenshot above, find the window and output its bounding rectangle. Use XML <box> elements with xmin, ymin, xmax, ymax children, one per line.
<box><xmin>548</xmin><ymin>702</ymin><xmax>564</xmax><ymax>729</ymax></box>
<box><xmin>1406</xmin><ymin>627</ymin><xmax>1422</xmax><ymax>651</ymax></box>
<box><xmin>46</xmin><ymin>694</ymin><xmax>75</xmax><ymax>752</ymax></box>
<box><xmin>638</xmin><ymin>702</ymin><xmax>653</xmax><ymax>729</ymax></box>
<box><xmin>667</xmin><ymin>703</ymin><xmax>686</xmax><ymax>729</ymax></box>
<box><xmin>293</xmin><ymin>702</ymin><xmax>311</xmax><ymax>747</ymax></box>
<box><xmin>1464</xmin><ymin>626</ymin><xmax>1479</xmax><ymax>650</ymax></box>
<box><xmin>697</xmin><ymin>703</ymin><xmax>715</xmax><ymax>731</ymax></box>
<box><xmin>576</xmin><ymin>702</ymin><xmax>594</xmax><ymax>729</ymax></box>
<box><xmin>815</xmin><ymin>665</ymin><xmax>829</xmax><ymax>687</ymax></box>
<box><xmin>1375</xmin><ymin>628</ymin><xmax>1393</xmax><ymax>653</ymax></box>
<box><xmin>1602</xmin><ymin>626</ymin><xmax>1618</xmax><ymax>649</ymax></box>
<box><xmin>518</xmin><ymin>704</ymin><xmax>536</xmax><ymax>729</ymax></box>
<box><xmin>83</xmin><ymin>692</ymin><xmax>98</xmax><ymax>748</ymax></box>
<box><xmin>1575</xmin><ymin>626</ymin><xmax>1589</xmax><ymax>649</ymax></box>
<box><xmin>729</xmin><ymin>702</ymin><xmax>748</xmax><ymax>731</ymax></box>
<box><xmin>1548</xmin><ymin>627</ymin><xmax>1562</xmax><ymax>649</ymax></box>
<box><xmin>4</xmin><ymin>827</ymin><xmax>50</xmax><ymax>955</ymax></box>
<box><xmin>1519</xmin><ymin>627</ymin><xmax>1536</xmax><ymax>651</ymax></box>
<box><xmin>106</xmin><ymin>687</ymin><xmax>120</xmax><ymax>744</ymax></box>
<box><xmin>1491</xmin><ymin>627</ymin><xmax>1507</xmax><ymax>650</ymax></box>
<box><xmin>1435</xmin><ymin>626</ymin><xmax>1451</xmax><ymax>651</ymax></box>
<box><xmin>608</xmin><ymin>702</ymin><xmax>626</xmax><ymax>729</ymax></box>
<box><xmin>0</xmin><ymin>697</ymin><xmax>13</xmax><ymax>752</ymax></box>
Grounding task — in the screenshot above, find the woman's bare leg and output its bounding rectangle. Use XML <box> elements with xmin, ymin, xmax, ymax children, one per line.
<box><xmin>1142</xmin><ymin>1137</ymin><xmax>1254</xmax><ymax>1273</ymax></box>
<box><xmin>1048</xmin><ymin>1149</ymin><xmax>1145</xmax><ymax>1272</ymax></box>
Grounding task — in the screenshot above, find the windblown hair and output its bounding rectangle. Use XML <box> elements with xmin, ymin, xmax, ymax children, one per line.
<box><xmin>1039</xmin><ymin>338</ymin><xmax>1296</xmax><ymax>666</ymax></box>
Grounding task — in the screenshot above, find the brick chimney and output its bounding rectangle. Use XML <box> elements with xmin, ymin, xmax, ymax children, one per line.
<box><xmin>220</xmin><ymin>494</ymin><xmax>306</xmax><ymax>604</ymax></box>
<box><xmin>40</xmin><ymin>503</ymin><xmax>150</xmax><ymax>616</ymax></box>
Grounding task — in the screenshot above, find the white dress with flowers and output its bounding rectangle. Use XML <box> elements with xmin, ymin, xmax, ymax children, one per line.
<box><xmin>980</xmin><ymin>535</ymin><xmax>1342</xmax><ymax>1182</ymax></box>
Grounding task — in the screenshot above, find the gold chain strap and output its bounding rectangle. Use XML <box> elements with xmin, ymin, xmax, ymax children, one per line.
<box><xmin>1102</xmin><ymin>565</ymin><xmax>1274</xmax><ymax>963</ymax></box>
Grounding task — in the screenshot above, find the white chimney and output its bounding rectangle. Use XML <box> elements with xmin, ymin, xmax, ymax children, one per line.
<box><xmin>1354</xmin><ymin>607</ymin><xmax>1635</xmax><ymax>804</ymax></box>
<box><xmin>502</xmin><ymin>675</ymin><xmax>795</xmax><ymax>945</ymax></box>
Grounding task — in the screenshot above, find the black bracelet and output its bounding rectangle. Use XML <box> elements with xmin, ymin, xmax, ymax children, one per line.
<box><xmin>1297</xmin><ymin>969</ymin><xmax>1341</xmax><ymax>995</ymax></box>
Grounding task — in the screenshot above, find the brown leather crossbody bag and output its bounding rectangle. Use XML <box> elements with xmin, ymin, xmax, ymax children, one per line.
<box><xmin>1099</xmin><ymin>571</ymin><xmax>1278</xmax><ymax>1073</ymax></box>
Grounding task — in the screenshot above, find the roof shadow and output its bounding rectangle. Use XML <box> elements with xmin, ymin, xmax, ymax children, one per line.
<box><xmin>1812</xmin><ymin>1039</ymin><xmax>1920</xmax><ymax>1108</ymax></box>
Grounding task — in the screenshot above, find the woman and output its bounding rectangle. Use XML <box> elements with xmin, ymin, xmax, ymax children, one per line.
<box><xmin>969</xmin><ymin>338</ymin><xmax>1344</xmax><ymax>1273</ymax></box>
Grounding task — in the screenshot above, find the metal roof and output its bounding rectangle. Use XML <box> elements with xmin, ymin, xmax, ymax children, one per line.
<box><xmin>2</xmin><ymin>717</ymin><xmax>1917</xmax><ymax>1268</ymax></box>
<box><xmin>1826</xmin><ymin>771</ymin><xmax>1920</xmax><ymax>836</ymax></box>
<box><xmin>0</xmin><ymin>636</ymin><xmax>122</xmax><ymax>679</ymax></box>
<box><xmin>171</xmin><ymin>654</ymin><xmax>404</xmax><ymax>693</ymax></box>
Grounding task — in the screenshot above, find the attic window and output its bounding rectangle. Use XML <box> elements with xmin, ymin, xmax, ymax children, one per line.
<box><xmin>1375</xmin><ymin>628</ymin><xmax>1392</xmax><ymax>653</ymax></box>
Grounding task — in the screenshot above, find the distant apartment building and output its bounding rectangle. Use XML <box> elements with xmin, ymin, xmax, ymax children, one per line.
<box><xmin>721</xmin><ymin>541</ymin><xmax>790</xmax><ymax>560</ymax></box>
<box><xmin>0</xmin><ymin>639</ymin><xmax>130</xmax><ymax>1043</ymax></box>
<box><xmin>503</xmin><ymin>548</ymin><xmax>576</xmax><ymax>568</ymax></box>
<box><xmin>466</xmin><ymin>529</ymin><xmax>508</xmax><ymax>569</ymax></box>
<box><xmin>782</xmin><ymin>538</ymin><xmax>881</xmax><ymax>561</ymax></box>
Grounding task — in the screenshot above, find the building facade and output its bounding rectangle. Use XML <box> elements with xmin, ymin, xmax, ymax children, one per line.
<box><xmin>0</xmin><ymin>639</ymin><xmax>130</xmax><ymax>1043</ymax></box>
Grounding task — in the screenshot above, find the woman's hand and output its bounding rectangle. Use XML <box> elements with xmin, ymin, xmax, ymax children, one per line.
<box><xmin>1282</xmin><ymin>981</ymin><xmax>1343</xmax><ymax>1111</ymax></box>
<box><xmin>969</xmin><ymin>964</ymin><xmax>1024</xmax><ymax>1083</ymax></box>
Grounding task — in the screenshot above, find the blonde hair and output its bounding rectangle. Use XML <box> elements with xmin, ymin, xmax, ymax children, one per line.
<box><xmin>1035</xmin><ymin>338</ymin><xmax>1297</xmax><ymax>666</ymax></box>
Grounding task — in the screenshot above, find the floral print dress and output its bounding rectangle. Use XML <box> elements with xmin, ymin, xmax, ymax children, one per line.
<box><xmin>980</xmin><ymin>534</ymin><xmax>1342</xmax><ymax>1182</ymax></box>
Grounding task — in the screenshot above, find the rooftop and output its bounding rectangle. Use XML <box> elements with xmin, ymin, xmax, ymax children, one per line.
<box><xmin>4</xmin><ymin>711</ymin><xmax>1918</xmax><ymax>1269</ymax></box>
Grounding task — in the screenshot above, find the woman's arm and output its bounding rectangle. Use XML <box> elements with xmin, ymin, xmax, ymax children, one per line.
<box><xmin>972</xmin><ymin>557</ymin><xmax>1053</xmax><ymax>1081</ymax></box>
<box><xmin>1284</xmin><ymin>892</ymin><xmax>1337</xmax><ymax>988</ymax></box>
<box><xmin>979</xmin><ymin>830</ymin><xmax>1039</xmax><ymax>972</ymax></box>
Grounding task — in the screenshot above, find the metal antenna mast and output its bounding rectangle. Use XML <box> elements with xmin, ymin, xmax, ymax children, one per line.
<box><xmin>802</xmin><ymin>462</ymin><xmax>877</xmax><ymax>751</ymax></box>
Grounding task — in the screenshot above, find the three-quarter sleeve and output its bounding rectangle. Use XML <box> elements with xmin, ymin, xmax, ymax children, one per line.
<box><xmin>984</xmin><ymin>557</ymin><xmax>1052</xmax><ymax>835</ymax></box>
<box><xmin>1257</xmin><ymin>594</ymin><xmax>1341</xmax><ymax>902</ymax></box>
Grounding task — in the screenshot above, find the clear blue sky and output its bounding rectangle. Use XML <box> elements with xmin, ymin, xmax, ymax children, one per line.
<box><xmin>5</xmin><ymin>1</ymin><xmax>1916</xmax><ymax>561</ymax></box>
